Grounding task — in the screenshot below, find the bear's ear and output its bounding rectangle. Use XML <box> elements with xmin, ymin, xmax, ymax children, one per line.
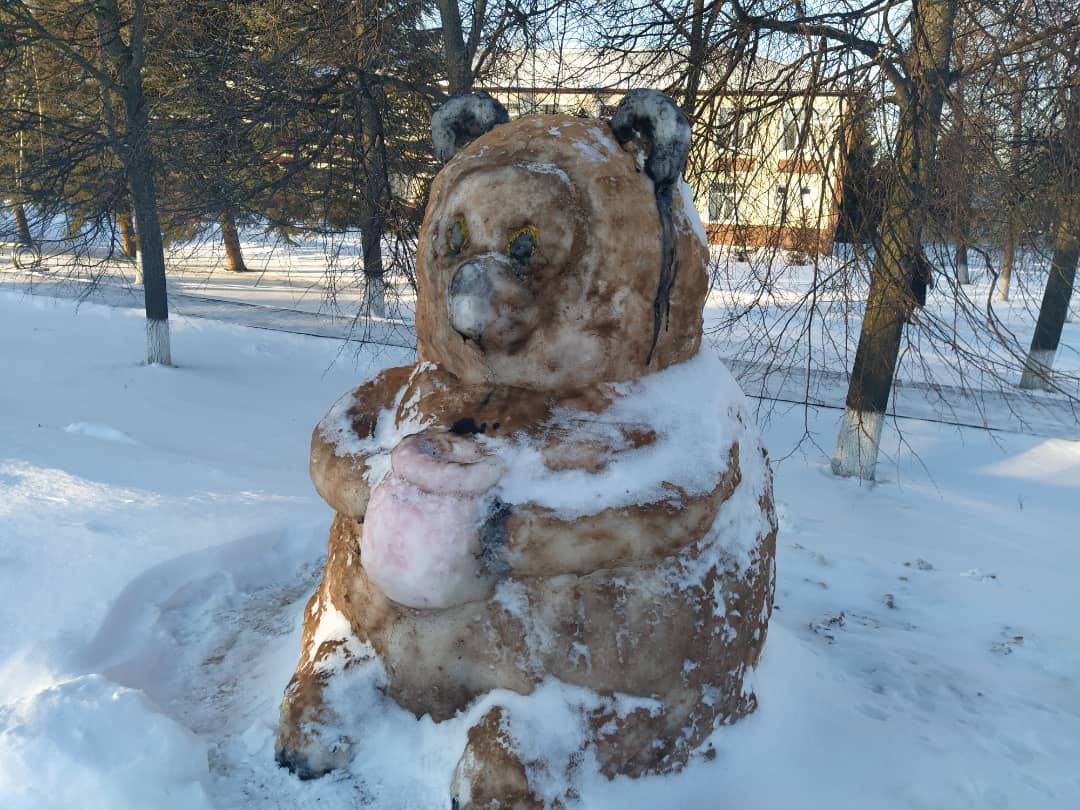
<box><xmin>432</xmin><ymin>92</ymin><xmax>510</xmax><ymax>163</ymax></box>
<box><xmin>609</xmin><ymin>89</ymin><xmax>691</xmax><ymax>190</ymax></box>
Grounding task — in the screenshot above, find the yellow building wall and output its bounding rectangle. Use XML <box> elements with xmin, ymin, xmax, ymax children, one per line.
<box><xmin>486</xmin><ymin>87</ymin><xmax>849</xmax><ymax>254</ymax></box>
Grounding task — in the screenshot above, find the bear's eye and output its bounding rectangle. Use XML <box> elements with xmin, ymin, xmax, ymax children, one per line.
<box><xmin>507</xmin><ymin>227</ymin><xmax>538</xmax><ymax>265</ymax></box>
<box><xmin>447</xmin><ymin>217</ymin><xmax>469</xmax><ymax>255</ymax></box>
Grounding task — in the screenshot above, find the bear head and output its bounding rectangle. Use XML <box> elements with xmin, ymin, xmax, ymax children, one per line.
<box><xmin>415</xmin><ymin>91</ymin><xmax>709</xmax><ymax>393</ymax></box>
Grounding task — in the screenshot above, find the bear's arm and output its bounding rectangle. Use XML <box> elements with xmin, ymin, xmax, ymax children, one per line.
<box><xmin>310</xmin><ymin>365</ymin><xmax>415</xmax><ymax>520</ymax></box>
<box><xmin>499</xmin><ymin>422</ymin><xmax>743</xmax><ymax>578</ymax></box>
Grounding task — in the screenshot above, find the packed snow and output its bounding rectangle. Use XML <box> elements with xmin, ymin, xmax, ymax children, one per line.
<box><xmin>0</xmin><ymin>284</ymin><xmax>1078</xmax><ymax>809</ymax></box>
<box><xmin>329</xmin><ymin>349</ymin><xmax>758</xmax><ymax>519</ymax></box>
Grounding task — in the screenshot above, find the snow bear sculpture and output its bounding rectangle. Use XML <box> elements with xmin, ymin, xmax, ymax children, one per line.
<box><xmin>275</xmin><ymin>90</ymin><xmax>778</xmax><ymax>807</ymax></box>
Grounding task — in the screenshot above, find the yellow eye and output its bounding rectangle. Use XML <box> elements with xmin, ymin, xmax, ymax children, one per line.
<box><xmin>447</xmin><ymin>217</ymin><xmax>469</xmax><ymax>254</ymax></box>
<box><xmin>507</xmin><ymin>226</ymin><xmax>539</xmax><ymax>264</ymax></box>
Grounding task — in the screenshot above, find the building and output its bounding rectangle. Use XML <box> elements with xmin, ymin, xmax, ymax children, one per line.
<box><xmin>481</xmin><ymin>50</ymin><xmax>851</xmax><ymax>254</ymax></box>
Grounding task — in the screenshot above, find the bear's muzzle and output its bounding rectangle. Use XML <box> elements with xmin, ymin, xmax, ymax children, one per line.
<box><xmin>448</xmin><ymin>259</ymin><xmax>496</xmax><ymax>340</ymax></box>
<box><xmin>448</xmin><ymin>254</ymin><xmax>536</xmax><ymax>349</ymax></box>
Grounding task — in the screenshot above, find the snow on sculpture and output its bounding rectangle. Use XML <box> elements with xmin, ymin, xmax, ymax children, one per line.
<box><xmin>275</xmin><ymin>89</ymin><xmax>778</xmax><ymax>807</ymax></box>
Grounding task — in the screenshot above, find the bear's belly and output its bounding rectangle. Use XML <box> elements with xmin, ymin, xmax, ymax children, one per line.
<box><xmin>334</xmin><ymin>509</ymin><xmax>777</xmax><ymax>759</ymax></box>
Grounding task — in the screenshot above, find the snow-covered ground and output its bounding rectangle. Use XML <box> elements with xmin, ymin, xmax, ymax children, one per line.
<box><xmin>0</xmin><ymin>216</ymin><xmax>402</xmax><ymax>318</ymax></box>
<box><xmin>705</xmin><ymin>243</ymin><xmax>1080</xmax><ymax>399</ymax></box>
<box><xmin>1</xmin><ymin>290</ymin><xmax>1077</xmax><ymax>809</ymax></box>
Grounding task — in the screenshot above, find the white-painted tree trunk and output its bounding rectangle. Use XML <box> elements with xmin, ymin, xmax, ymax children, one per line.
<box><xmin>1017</xmin><ymin>196</ymin><xmax>1079</xmax><ymax>389</ymax></box>
<box><xmin>831</xmin><ymin>407</ymin><xmax>885</xmax><ymax>480</ymax></box>
<box><xmin>363</xmin><ymin>275</ymin><xmax>387</xmax><ymax>319</ymax></box>
<box><xmin>134</xmin><ymin>248</ymin><xmax>144</xmax><ymax>285</ymax></box>
<box><xmin>956</xmin><ymin>246</ymin><xmax>970</xmax><ymax>285</ymax></box>
<box><xmin>146</xmin><ymin>317</ymin><xmax>172</xmax><ymax>366</ymax></box>
<box><xmin>1018</xmin><ymin>348</ymin><xmax>1055</xmax><ymax>391</ymax></box>
<box><xmin>830</xmin><ymin>0</ymin><xmax>957</xmax><ymax>484</ymax></box>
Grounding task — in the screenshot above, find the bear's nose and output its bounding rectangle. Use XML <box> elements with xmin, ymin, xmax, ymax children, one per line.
<box><xmin>448</xmin><ymin>260</ymin><xmax>497</xmax><ymax>340</ymax></box>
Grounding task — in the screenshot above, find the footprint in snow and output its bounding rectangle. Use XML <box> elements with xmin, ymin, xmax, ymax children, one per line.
<box><xmin>790</xmin><ymin>543</ymin><xmax>829</xmax><ymax>565</ymax></box>
<box><xmin>809</xmin><ymin>610</ymin><xmax>886</xmax><ymax>644</ymax></box>
<box><xmin>990</xmin><ymin>626</ymin><xmax>1026</xmax><ymax>655</ymax></box>
<box><xmin>808</xmin><ymin>612</ymin><xmax>846</xmax><ymax>642</ymax></box>
<box><xmin>903</xmin><ymin>558</ymin><xmax>934</xmax><ymax>571</ymax></box>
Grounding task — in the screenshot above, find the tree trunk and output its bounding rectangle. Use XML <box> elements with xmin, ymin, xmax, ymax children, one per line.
<box><xmin>955</xmin><ymin>240</ymin><xmax>970</xmax><ymax>285</ymax></box>
<box><xmin>220</xmin><ymin>210</ymin><xmax>248</xmax><ymax>272</ymax></box>
<box><xmin>437</xmin><ymin>0</ymin><xmax>472</xmax><ymax>95</ymax></box>
<box><xmin>13</xmin><ymin>203</ymin><xmax>33</xmax><ymax>246</ymax></box>
<box><xmin>999</xmin><ymin>228</ymin><xmax>1017</xmax><ymax>301</ymax></box>
<box><xmin>832</xmin><ymin>182</ymin><xmax>914</xmax><ymax>479</ymax></box>
<box><xmin>950</xmin><ymin>54</ymin><xmax>971</xmax><ymax>286</ymax></box>
<box><xmin>118</xmin><ymin>211</ymin><xmax>137</xmax><ymax>257</ymax></box>
<box><xmin>358</xmin><ymin>80</ymin><xmax>389</xmax><ymax>319</ymax></box>
<box><xmin>832</xmin><ymin>0</ymin><xmax>958</xmax><ymax>479</ymax></box>
<box><xmin>127</xmin><ymin>143</ymin><xmax>171</xmax><ymax>365</ymax></box>
<box><xmin>96</xmin><ymin>0</ymin><xmax>170</xmax><ymax>365</ymax></box>
<box><xmin>1018</xmin><ymin>196</ymin><xmax>1080</xmax><ymax>390</ymax></box>
<box><xmin>682</xmin><ymin>0</ymin><xmax>707</xmax><ymax>118</ymax></box>
<box><xmin>997</xmin><ymin>70</ymin><xmax>1026</xmax><ymax>302</ymax></box>
<box><xmin>129</xmin><ymin>210</ymin><xmax>144</xmax><ymax>284</ymax></box>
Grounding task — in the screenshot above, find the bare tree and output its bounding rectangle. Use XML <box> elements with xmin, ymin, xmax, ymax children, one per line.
<box><xmin>996</xmin><ymin>63</ymin><xmax>1026</xmax><ymax>301</ymax></box>
<box><xmin>697</xmin><ymin>0</ymin><xmax>963</xmax><ymax>478</ymax></box>
<box><xmin>571</xmin><ymin>0</ymin><xmax>1078</xmax><ymax>477</ymax></box>
<box><xmin>829</xmin><ymin>0</ymin><xmax>960</xmax><ymax>478</ymax></box>
<box><xmin>437</xmin><ymin>0</ymin><xmax>546</xmax><ymax>95</ymax></box>
<box><xmin>1019</xmin><ymin>195</ymin><xmax>1080</xmax><ymax>388</ymax></box>
<box><xmin>1018</xmin><ymin>50</ymin><xmax>1080</xmax><ymax>389</ymax></box>
<box><xmin>437</xmin><ymin>0</ymin><xmax>480</xmax><ymax>95</ymax></box>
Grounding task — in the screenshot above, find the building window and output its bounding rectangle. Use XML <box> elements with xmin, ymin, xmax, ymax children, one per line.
<box><xmin>782</xmin><ymin>107</ymin><xmax>802</xmax><ymax>153</ymax></box>
<box><xmin>813</xmin><ymin>114</ymin><xmax>836</xmax><ymax>150</ymax></box>
<box><xmin>709</xmin><ymin>182</ymin><xmax>737</xmax><ymax>222</ymax></box>
<box><xmin>717</xmin><ymin>107</ymin><xmax>745</xmax><ymax>151</ymax></box>
<box><xmin>775</xmin><ymin>184</ymin><xmax>789</xmax><ymax>208</ymax></box>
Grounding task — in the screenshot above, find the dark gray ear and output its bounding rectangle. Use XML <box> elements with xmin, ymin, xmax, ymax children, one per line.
<box><xmin>610</xmin><ymin>90</ymin><xmax>691</xmax><ymax>366</ymax></box>
<box><xmin>432</xmin><ymin>92</ymin><xmax>510</xmax><ymax>163</ymax></box>
<box><xmin>609</xmin><ymin>89</ymin><xmax>690</xmax><ymax>190</ymax></box>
